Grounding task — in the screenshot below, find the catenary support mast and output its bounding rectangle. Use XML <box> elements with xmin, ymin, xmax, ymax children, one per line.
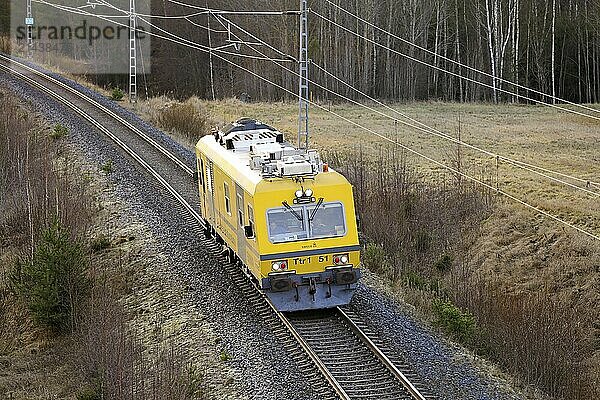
<box><xmin>297</xmin><ymin>0</ymin><xmax>309</xmax><ymax>150</ymax></box>
<box><xmin>129</xmin><ymin>0</ymin><xmax>137</xmax><ymax>103</ymax></box>
<box><xmin>26</xmin><ymin>0</ymin><xmax>33</xmax><ymax>58</ymax></box>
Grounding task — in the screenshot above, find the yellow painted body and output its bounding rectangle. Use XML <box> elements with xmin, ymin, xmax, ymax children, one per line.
<box><xmin>195</xmin><ymin>135</ymin><xmax>360</xmax><ymax>281</ymax></box>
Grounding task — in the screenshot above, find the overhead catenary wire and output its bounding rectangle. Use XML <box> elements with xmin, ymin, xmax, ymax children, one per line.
<box><xmin>184</xmin><ymin>17</ymin><xmax>228</xmax><ymax>34</ymax></box>
<box><xmin>90</xmin><ymin>0</ymin><xmax>209</xmax><ymax>19</ymax></box>
<box><xmin>320</xmin><ymin>0</ymin><xmax>600</xmax><ymax>117</ymax></box>
<box><xmin>166</xmin><ymin>0</ymin><xmax>300</xmax><ymax>15</ymax></box>
<box><xmin>213</xmin><ymin>13</ymin><xmax>600</xmax><ymax>195</ymax></box>
<box><xmin>31</xmin><ymin>0</ymin><xmax>293</xmax><ymax>63</ymax></box>
<box><xmin>311</xmin><ymin>9</ymin><xmax>600</xmax><ymax>125</ymax></box>
<box><xmin>32</xmin><ymin>1</ymin><xmax>600</xmax><ymax>242</ymax></box>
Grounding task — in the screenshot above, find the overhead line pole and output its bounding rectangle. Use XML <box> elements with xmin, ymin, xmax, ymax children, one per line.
<box><xmin>26</xmin><ymin>0</ymin><xmax>33</xmax><ymax>58</ymax></box>
<box><xmin>129</xmin><ymin>0</ymin><xmax>137</xmax><ymax>103</ymax></box>
<box><xmin>297</xmin><ymin>0</ymin><xmax>309</xmax><ymax>150</ymax></box>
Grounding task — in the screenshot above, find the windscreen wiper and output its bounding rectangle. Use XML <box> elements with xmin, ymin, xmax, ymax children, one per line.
<box><xmin>282</xmin><ymin>201</ymin><xmax>303</xmax><ymax>222</ymax></box>
<box><xmin>309</xmin><ymin>198</ymin><xmax>324</xmax><ymax>222</ymax></box>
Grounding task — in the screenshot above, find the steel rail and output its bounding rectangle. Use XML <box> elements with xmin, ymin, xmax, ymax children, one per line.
<box><xmin>337</xmin><ymin>307</ymin><xmax>427</xmax><ymax>400</ymax></box>
<box><xmin>0</xmin><ymin>54</ymin><xmax>194</xmax><ymax>176</ymax></box>
<box><xmin>1</xmin><ymin>58</ymin><xmax>428</xmax><ymax>400</ymax></box>
<box><xmin>263</xmin><ymin>302</ymin><xmax>351</xmax><ymax>399</ymax></box>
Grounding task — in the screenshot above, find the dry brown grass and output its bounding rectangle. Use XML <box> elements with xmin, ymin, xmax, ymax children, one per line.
<box><xmin>191</xmin><ymin>99</ymin><xmax>600</xmax><ymax>234</ymax></box>
<box><xmin>133</xmin><ymin>96</ymin><xmax>212</xmax><ymax>146</ymax></box>
<box><xmin>335</xmin><ymin>145</ymin><xmax>598</xmax><ymax>399</ymax></box>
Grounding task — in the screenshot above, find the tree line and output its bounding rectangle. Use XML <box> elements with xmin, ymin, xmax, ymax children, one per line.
<box><xmin>141</xmin><ymin>0</ymin><xmax>600</xmax><ymax>103</ymax></box>
<box><xmin>1</xmin><ymin>0</ymin><xmax>599</xmax><ymax>103</ymax></box>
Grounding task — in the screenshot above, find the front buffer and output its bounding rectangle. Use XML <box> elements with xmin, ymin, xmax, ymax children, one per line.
<box><xmin>262</xmin><ymin>266</ymin><xmax>361</xmax><ymax>311</ymax></box>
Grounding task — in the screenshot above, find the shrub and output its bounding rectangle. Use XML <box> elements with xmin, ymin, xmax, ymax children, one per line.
<box><xmin>183</xmin><ymin>364</ymin><xmax>205</xmax><ymax>397</ymax></box>
<box><xmin>153</xmin><ymin>101</ymin><xmax>209</xmax><ymax>144</ymax></box>
<box><xmin>219</xmin><ymin>349</ymin><xmax>231</xmax><ymax>361</ymax></box>
<box><xmin>414</xmin><ymin>229</ymin><xmax>431</xmax><ymax>254</ymax></box>
<box><xmin>404</xmin><ymin>271</ymin><xmax>428</xmax><ymax>290</ymax></box>
<box><xmin>433</xmin><ymin>254</ymin><xmax>453</xmax><ymax>273</ymax></box>
<box><xmin>77</xmin><ymin>380</ymin><xmax>102</xmax><ymax>400</ymax></box>
<box><xmin>111</xmin><ymin>88</ymin><xmax>124</xmax><ymax>101</ymax></box>
<box><xmin>361</xmin><ymin>243</ymin><xmax>387</xmax><ymax>273</ymax></box>
<box><xmin>101</xmin><ymin>159</ymin><xmax>113</xmax><ymax>174</ymax></box>
<box><xmin>90</xmin><ymin>234</ymin><xmax>110</xmax><ymax>253</ymax></box>
<box><xmin>432</xmin><ymin>298</ymin><xmax>476</xmax><ymax>344</ymax></box>
<box><xmin>11</xmin><ymin>218</ymin><xmax>88</xmax><ymax>332</ymax></box>
<box><xmin>50</xmin><ymin>123</ymin><xmax>68</xmax><ymax>140</ymax></box>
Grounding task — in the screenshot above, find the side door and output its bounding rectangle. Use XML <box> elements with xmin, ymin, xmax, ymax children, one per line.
<box><xmin>197</xmin><ymin>157</ymin><xmax>207</xmax><ymax>216</ymax></box>
<box><xmin>205</xmin><ymin>160</ymin><xmax>216</xmax><ymax>224</ymax></box>
<box><xmin>235</xmin><ymin>184</ymin><xmax>246</xmax><ymax>262</ymax></box>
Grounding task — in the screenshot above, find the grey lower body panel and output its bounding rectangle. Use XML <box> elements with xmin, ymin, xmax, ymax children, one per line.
<box><xmin>262</xmin><ymin>268</ymin><xmax>361</xmax><ymax>312</ymax></box>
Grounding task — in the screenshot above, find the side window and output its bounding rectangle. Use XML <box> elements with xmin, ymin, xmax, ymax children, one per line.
<box><xmin>206</xmin><ymin>161</ymin><xmax>213</xmax><ymax>193</ymax></box>
<box><xmin>224</xmin><ymin>182</ymin><xmax>231</xmax><ymax>214</ymax></box>
<box><xmin>237</xmin><ymin>193</ymin><xmax>244</xmax><ymax>227</ymax></box>
<box><xmin>199</xmin><ymin>158</ymin><xmax>205</xmax><ymax>187</ymax></box>
<box><xmin>247</xmin><ymin>204</ymin><xmax>255</xmax><ymax>233</ymax></box>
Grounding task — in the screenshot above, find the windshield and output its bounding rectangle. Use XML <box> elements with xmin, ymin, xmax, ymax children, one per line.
<box><xmin>267</xmin><ymin>202</ymin><xmax>346</xmax><ymax>243</ymax></box>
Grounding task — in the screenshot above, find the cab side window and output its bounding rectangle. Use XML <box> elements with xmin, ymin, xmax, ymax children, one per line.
<box><xmin>237</xmin><ymin>193</ymin><xmax>244</xmax><ymax>226</ymax></box>
<box><xmin>247</xmin><ymin>204</ymin><xmax>255</xmax><ymax>235</ymax></box>
<box><xmin>199</xmin><ymin>159</ymin><xmax>205</xmax><ymax>187</ymax></box>
<box><xmin>224</xmin><ymin>182</ymin><xmax>231</xmax><ymax>214</ymax></box>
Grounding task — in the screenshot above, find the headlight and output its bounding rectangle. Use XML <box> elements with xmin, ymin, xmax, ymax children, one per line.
<box><xmin>333</xmin><ymin>253</ymin><xmax>349</xmax><ymax>265</ymax></box>
<box><xmin>304</xmin><ymin>188</ymin><xmax>313</xmax><ymax>197</ymax></box>
<box><xmin>271</xmin><ymin>260</ymin><xmax>288</xmax><ymax>271</ymax></box>
<box><xmin>295</xmin><ymin>189</ymin><xmax>303</xmax><ymax>198</ymax></box>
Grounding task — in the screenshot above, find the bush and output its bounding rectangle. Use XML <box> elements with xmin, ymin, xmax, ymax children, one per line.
<box><xmin>77</xmin><ymin>380</ymin><xmax>102</xmax><ymax>400</ymax></box>
<box><xmin>432</xmin><ymin>298</ymin><xmax>476</xmax><ymax>344</ymax></box>
<box><xmin>219</xmin><ymin>349</ymin><xmax>231</xmax><ymax>361</ymax></box>
<box><xmin>50</xmin><ymin>123</ymin><xmax>68</xmax><ymax>140</ymax></box>
<box><xmin>90</xmin><ymin>234</ymin><xmax>110</xmax><ymax>253</ymax></box>
<box><xmin>404</xmin><ymin>271</ymin><xmax>428</xmax><ymax>290</ymax></box>
<box><xmin>111</xmin><ymin>88</ymin><xmax>124</xmax><ymax>101</ymax></box>
<box><xmin>414</xmin><ymin>229</ymin><xmax>431</xmax><ymax>254</ymax></box>
<box><xmin>153</xmin><ymin>101</ymin><xmax>209</xmax><ymax>144</ymax></box>
<box><xmin>433</xmin><ymin>254</ymin><xmax>453</xmax><ymax>273</ymax></box>
<box><xmin>11</xmin><ymin>218</ymin><xmax>88</xmax><ymax>332</ymax></box>
<box><xmin>361</xmin><ymin>243</ymin><xmax>388</xmax><ymax>273</ymax></box>
<box><xmin>101</xmin><ymin>159</ymin><xmax>113</xmax><ymax>174</ymax></box>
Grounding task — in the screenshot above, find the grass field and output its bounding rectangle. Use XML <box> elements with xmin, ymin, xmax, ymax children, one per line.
<box><xmin>136</xmin><ymin>98</ymin><xmax>600</xmax><ymax>237</ymax></box>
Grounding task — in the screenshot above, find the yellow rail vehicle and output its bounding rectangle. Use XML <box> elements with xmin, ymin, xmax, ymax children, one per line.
<box><xmin>195</xmin><ymin>119</ymin><xmax>360</xmax><ymax>311</ymax></box>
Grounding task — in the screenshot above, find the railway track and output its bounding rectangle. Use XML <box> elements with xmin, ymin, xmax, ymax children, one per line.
<box><xmin>0</xmin><ymin>54</ymin><xmax>430</xmax><ymax>400</ymax></box>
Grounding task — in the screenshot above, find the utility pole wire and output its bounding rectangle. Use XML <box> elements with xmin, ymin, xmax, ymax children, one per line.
<box><xmin>320</xmin><ymin>0</ymin><xmax>600</xmax><ymax>117</ymax></box>
<box><xmin>215</xmin><ymin>14</ymin><xmax>600</xmax><ymax>194</ymax></box>
<box><xmin>167</xmin><ymin>0</ymin><xmax>300</xmax><ymax>15</ymax></box>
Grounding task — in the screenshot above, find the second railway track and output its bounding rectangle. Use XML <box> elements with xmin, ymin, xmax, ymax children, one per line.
<box><xmin>0</xmin><ymin>54</ymin><xmax>431</xmax><ymax>400</ymax></box>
